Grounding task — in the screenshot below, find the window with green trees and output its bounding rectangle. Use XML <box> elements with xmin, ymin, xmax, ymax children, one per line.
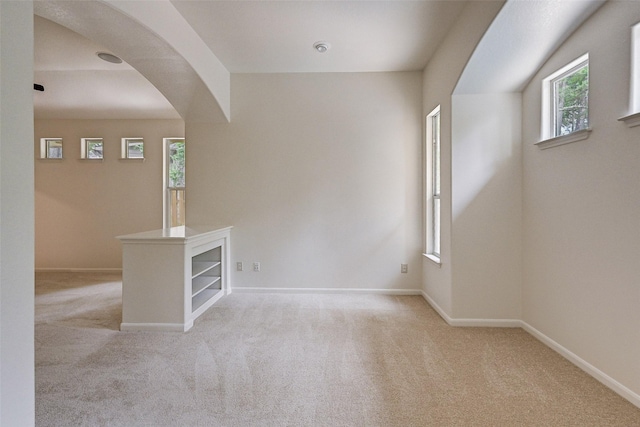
<box><xmin>552</xmin><ymin>62</ymin><xmax>589</xmax><ymax>136</ymax></box>
<box><xmin>164</xmin><ymin>138</ymin><xmax>185</xmax><ymax>228</ymax></box>
<box><xmin>543</xmin><ymin>54</ymin><xmax>589</xmax><ymax>140</ymax></box>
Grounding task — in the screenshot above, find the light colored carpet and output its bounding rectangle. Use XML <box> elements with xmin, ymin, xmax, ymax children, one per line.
<box><xmin>35</xmin><ymin>272</ymin><xmax>640</xmax><ymax>426</ymax></box>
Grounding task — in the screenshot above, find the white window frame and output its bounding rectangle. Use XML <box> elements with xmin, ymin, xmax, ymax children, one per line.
<box><xmin>541</xmin><ymin>53</ymin><xmax>590</xmax><ymax>142</ymax></box>
<box><xmin>81</xmin><ymin>138</ymin><xmax>104</xmax><ymax>160</ymax></box>
<box><xmin>121</xmin><ymin>137</ymin><xmax>144</xmax><ymax>159</ymax></box>
<box><xmin>619</xmin><ymin>22</ymin><xmax>640</xmax><ymax>127</ymax></box>
<box><xmin>163</xmin><ymin>138</ymin><xmax>185</xmax><ymax>228</ymax></box>
<box><xmin>39</xmin><ymin>138</ymin><xmax>63</xmax><ymax>159</ymax></box>
<box><xmin>425</xmin><ymin>105</ymin><xmax>441</xmax><ymax>263</ymax></box>
<box><xmin>631</xmin><ymin>23</ymin><xmax>640</xmax><ymax>113</ymax></box>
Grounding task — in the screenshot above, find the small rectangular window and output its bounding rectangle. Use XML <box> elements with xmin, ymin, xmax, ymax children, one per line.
<box><xmin>40</xmin><ymin>138</ymin><xmax>63</xmax><ymax>159</ymax></box>
<box><xmin>121</xmin><ymin>138</ymin><xmax>144</xmax><ymax>159</ymax></box>
<box><xmin>542</xmin><ymin>54</ymin><xmax>589</xmax><ymax>140</ymax></box>
<box><xmin>426</xmin><ymin>106</ymin><xmax>441</xmax><ymax>261</ymax></box>
<box><xmin>81</xmin><ymin>138</ymin><xmax>103</xmax><ymax>159</ymax></box>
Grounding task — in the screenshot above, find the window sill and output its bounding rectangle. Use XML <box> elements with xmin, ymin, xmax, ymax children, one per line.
<box><xmin>618</xmin><ymin>112</ymin><xmax>640</xmax><ymax>128</ymax></box>
<box><xmin>423</xmin><ymin>253</ymin><xmax>441</xmax><ymax>267</ymax></box>
<box><xmin>38</xmin><ymin>157</ymin><xmax>63</xmax><ymax>161</ymax></box>
<box><xmin>119</xmin><ymin>158</ymin><xmax>145</xmax><ymax>162</ymax></box>
<box><xmin>535</xmin><ymin>128</ymin><xmax>591</xmax><ymax>150</ymax></box>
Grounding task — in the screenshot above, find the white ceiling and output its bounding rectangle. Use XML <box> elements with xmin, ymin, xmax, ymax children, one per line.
<box><xmin>34</xmin><ymin>1</ymin><xmax>468</xmax><ymax>120</ymax></box>
<box><xmin>34</xmin><ymin>15</ymin><xmax>181</xmax><ymax>120</ymax></box>
<box><xmin>171</xmin><ymin>0</ymin><xmax>467</xmax><ymax>73</ymax></box>
<box><xmin>455</xmin><ymin>0</ymin><xmax>604</xmax><ymax>94</ymax></box>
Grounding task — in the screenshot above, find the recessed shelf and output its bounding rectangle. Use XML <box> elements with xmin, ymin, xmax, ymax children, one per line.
<box><xmin>192</xmin><ymin>288</ymin><xmax>222</xmax><ymax>312</ymax></box>
<box><xmin>192</xmin><ymin>261</ymin><xmax>221</xmax><ymax>279</ymax></box>
<box><xmin>192</xmin><ymin>275</ymin><xmax>221</xmax><ymax>297</ymax></box>
<box><xmin>191</xmin><ymin>246</ymin><xmax>222</xmax><ymax>315</ymax></box>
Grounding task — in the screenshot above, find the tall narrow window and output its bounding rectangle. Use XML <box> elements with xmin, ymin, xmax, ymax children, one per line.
<box><xmin>542</xmin><ymin>54</ymin><xmax>589</xmax><ymax>140</ymax></box>
<box><xmin>164</xmin><ymin>138</ymin><xmax>185</xmax><ymax>228</ymax></box>
<box><xmin>631</xmin><ymin>23</ymin><xmax>640</xmax><ymax>114</ymax></box>
<box><xmin>620</xmin><ymin>22</ymin><xmax>640</xmax><ymax>127</ymax></box>
<box><xmin>426</xmin><ymin>106</ymin><xmax>441</xmax><ymax>261</ymax></box>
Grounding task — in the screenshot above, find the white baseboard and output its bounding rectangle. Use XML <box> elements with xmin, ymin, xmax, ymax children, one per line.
<box><xmin>120</xmin><ymin>322</ymin><xmax>190</xmax><ymax>332</ymax></box>
<box><xmin>420</xmin><ymin>290</ymin><xmax>520</xmax><ymax>327</ymax></box>
<box><xmin>521</xmin><ymin>322</ymin><xmax>640</xmax><ymax>410</ymax></box>
<box><xmin>232</xmin><ymin>287</ymin><xmax>423</xmax><ymax>296</ymax></box>
<box><xmin>421</xmin><ymin>290</ymin><xmax>452</xmax><ymax>322</ymax></box>
<box><xmin>421</xmin><ymin>290</ymin><xmax>640</xmax><ymax>410</ymax></box>
<box><xmin>36</xmin><ymin>268</ymin><xmax>122</xmax><ymax>273</ymax></box>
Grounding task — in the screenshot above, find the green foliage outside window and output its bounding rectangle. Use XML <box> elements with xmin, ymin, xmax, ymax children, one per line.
<box><xmin>169</xmin><ymin>141</ymin><xmax>185</xmax><ymax>188</ymax></box>
<box><xmin>554</xmin><ymin>65</ymin><xmax>589</xmax><ymax>136</ymax></box>
<box><xmin>127</xmin><ymin>141</ymin><xmax>144</xmax><ymax>158</ymax></box>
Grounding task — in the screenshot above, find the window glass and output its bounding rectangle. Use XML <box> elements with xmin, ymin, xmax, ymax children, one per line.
<box><xmin>46</xmin><ymin>139</ymin><xmax>63</xmax><ymax>159</ymax></box>
<box><xmin>630</xmin><ymin>23</ymin><xmax>640</xmax><ymax>113</ymax></box>
<box><xmin>426</xmin><ymin>106</ymin><xmax>441</xmax><ymax>260</ymax></box>
<box><xmin>164</xmin><ymin>138</ymin><xmax>185</xmax><ymax>228</ymax></box>
<box><xmin>82</xmin><ymin>138</ymin><xmax>103</xmax><ymax>159</ymax></box>
<box><xmin>168</xmin><ymin>141</ymin><xmax>185</xmax><ymax>188</ymax></box>
<box><xmin>542</xmin><ymin>54</ymin><xmax>589</xmax><ymax>140</ymax></box>
<box><xmin>552</xmin><ymin>63</ymin><xmax>589</xmax><ymax>137</ymax></box>
<box><xmin>126</xmin><ymin>139</ymin><xmax>144</xmax><ymax>159</ymax></box>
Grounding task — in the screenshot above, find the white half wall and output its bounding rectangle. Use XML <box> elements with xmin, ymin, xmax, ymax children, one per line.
<box><xmin>35</xmin><ymin>119</ymin><xmax>184</xmax><ymax>269</ymax></box>
<box><xmin>522</xmin><ymin>1</ymin><xmax>640</xmax><ymax>400</ymax></box>
<box><xmin>187</xmin><ymin>72</ymin><xmax>423</xmax><ymax>291</ymax></box>
<box><xmin>0</xmin><ymin>1</ymin><xmax>35</xmax><ymax>424</ymax></box>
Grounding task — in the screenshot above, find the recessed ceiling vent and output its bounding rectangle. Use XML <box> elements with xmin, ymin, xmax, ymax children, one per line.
<box><xmin>97</xmin><ymin>52</ymin><xmax>123</xmax><ymax>64</ymax></box>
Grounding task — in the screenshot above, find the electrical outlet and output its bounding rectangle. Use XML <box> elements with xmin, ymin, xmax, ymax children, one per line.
<box><xmin>401</xmin><ymin>264</ymin><xmax>408</xmax><ymax>274</ymax></box>
<box><xmin>236</xmin><ymin>262</ymin><xmax>243</xmax><ymax>271</ymax></box>
<box><xmin>253</xmin><ymin>262</ymin><xmax>261</xmax><ymax>272</ymax></box>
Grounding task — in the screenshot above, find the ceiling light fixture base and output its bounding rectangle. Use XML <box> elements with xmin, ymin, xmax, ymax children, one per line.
<box><xmin>97</xmin><ymin>52</ymin><xmax>123</xmax><ymax>64</ymax></box>
<box><xmin>313</xmin><ymin>42</ymin><xmax>331</xmax><ymax>53</ymax></box>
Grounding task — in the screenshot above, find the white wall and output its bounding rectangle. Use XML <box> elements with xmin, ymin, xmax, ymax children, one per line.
<box><xmin>0</xmin><ymin>1</ymin><xmax>35</xmax><ymax>424</ymax></box>
<box><xmin>522</xmin><ymin>1</ymin><xmax>640</xmax><ymax>399</ymax></box>
<box><xmin>451</xmin><ymin>93</ymin><xmax>522</xmax><ymax>320</ymax></box>
<box><xmin>35</xmin><ymin>119</ymin><xmax>184</xmax><ymax>269</ymax></box>
<box><xmin>187</xmin><ymin>72</ymin><xmax>423</xmax><ymax>291</ymax></box>
<box><xmin>421</xmin><ymin>1</ymin><xmax>504</xmax><ymax>315</ymax></box>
